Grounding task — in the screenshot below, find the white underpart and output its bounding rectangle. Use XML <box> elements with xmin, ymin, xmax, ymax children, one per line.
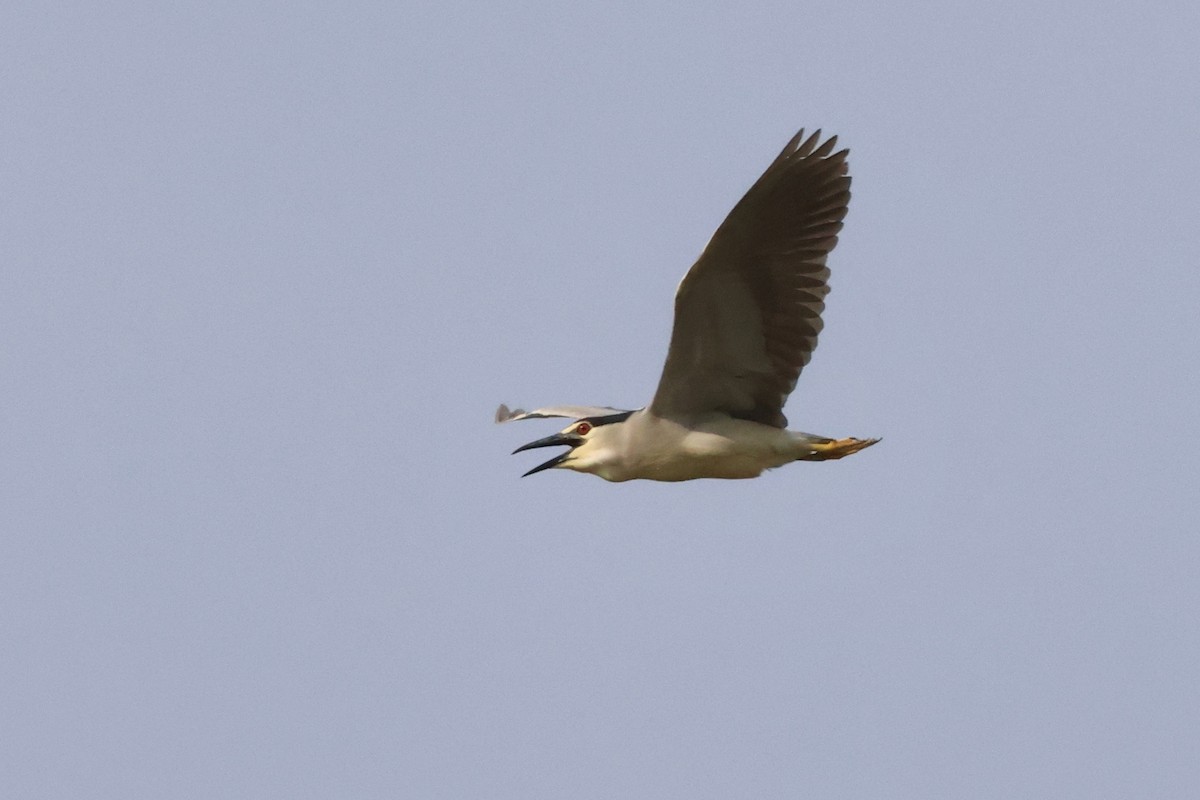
<box><xmin>564</xmin><ymin>410</ymin><xmax>830</xmax><ymax>482</ymax></box>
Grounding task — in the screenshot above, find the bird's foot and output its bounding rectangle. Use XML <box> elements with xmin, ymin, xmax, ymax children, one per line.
<box><xmin>800</xmin><ymin>436</ymin><xmax>880</xmax><ymax>461</ymax></box>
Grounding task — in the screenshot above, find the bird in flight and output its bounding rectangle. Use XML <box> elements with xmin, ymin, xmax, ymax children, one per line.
<box><xmin>498</xmin><ymin>129</ymin><xmax>877</xmax><ymax>481</ymax></box>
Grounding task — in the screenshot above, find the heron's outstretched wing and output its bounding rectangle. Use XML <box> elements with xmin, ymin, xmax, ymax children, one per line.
<box><xmin>495</xmin><ymin>404</ymin><xmax>633</xmax><ymax>424</ymax></box>
<box><xmin>649</xmin><ymin>130</ymin><xmax>850</xmax><ymax>428</ymax></box>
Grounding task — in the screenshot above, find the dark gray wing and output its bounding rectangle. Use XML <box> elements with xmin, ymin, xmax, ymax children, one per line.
<box><xmin>649</xmin><ymin>130</ymin><xmax>850</xmax><ymax>428</ymax></box>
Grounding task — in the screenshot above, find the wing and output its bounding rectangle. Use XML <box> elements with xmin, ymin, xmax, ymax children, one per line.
<box><xmin>495</xmin><ymin>403</ymin><xmax>634</xmax><ymax>423</ymax></box>
<box><xmin>649</xmin><ymin>129</ymin><xmax>850</xmax><ymax>428</ymax></box>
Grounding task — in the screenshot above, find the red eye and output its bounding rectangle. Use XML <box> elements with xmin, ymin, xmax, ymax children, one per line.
<box><xmin>576</xmin><ymin>422</ymin><xmax>592</xmax><ymax>435</ymax></box>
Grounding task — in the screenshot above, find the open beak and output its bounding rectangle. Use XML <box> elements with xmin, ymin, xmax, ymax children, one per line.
<box><xmin>513</xmin><ymin>432</ymin><xmax>582</xmax><ymax>477</ymax></box>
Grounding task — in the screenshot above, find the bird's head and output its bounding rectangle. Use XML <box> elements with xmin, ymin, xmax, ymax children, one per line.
<box><xmin>512</xmin><ymin>411</ymin><xmax>634</xmax><ymax>478</ymax></box>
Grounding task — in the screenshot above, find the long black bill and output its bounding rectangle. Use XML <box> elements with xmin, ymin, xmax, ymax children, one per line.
<box><xmin>513</xmin><ymin>432</ymin><xmax>580</xmax><ymax>477</ymax></box>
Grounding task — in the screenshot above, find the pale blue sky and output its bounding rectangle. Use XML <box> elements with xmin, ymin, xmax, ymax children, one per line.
<box><xmin>3</xmin><ymin>2</ymin><xmax>1198</xmax><ymax>798</ymax></box>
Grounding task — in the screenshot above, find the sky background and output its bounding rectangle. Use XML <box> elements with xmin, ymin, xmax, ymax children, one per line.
<box><xmin>3</xmin><ymin>1</ymin><xmax>1198</xmax><ymax>798</ymax></box>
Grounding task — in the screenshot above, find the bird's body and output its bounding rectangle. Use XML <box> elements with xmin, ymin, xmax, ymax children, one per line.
<box><xmin>552</xmin><ymin>410</ymin><xmax>870</xmax><ymax>482</ymax></box>
<box><xmin>560</xmin><ymin>411</ymin><xmax>789</xmax><ymax>482</ymax></box>
<box><xmin>499</xmin><ymin>129</ymin><xmax>877</xmax><ymax>481</ymax></box>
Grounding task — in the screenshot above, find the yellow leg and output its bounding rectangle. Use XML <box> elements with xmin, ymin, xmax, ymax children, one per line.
<box><xmin>798</xmin><ymin>436</ymin><xmax>880</xmax><ymax>461</ymax></box>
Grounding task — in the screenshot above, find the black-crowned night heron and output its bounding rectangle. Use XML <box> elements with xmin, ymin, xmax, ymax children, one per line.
<box><xmin>498</xmin><ymin>129</ymin><xmax>878</xmax><ymax>481</ymax></box>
